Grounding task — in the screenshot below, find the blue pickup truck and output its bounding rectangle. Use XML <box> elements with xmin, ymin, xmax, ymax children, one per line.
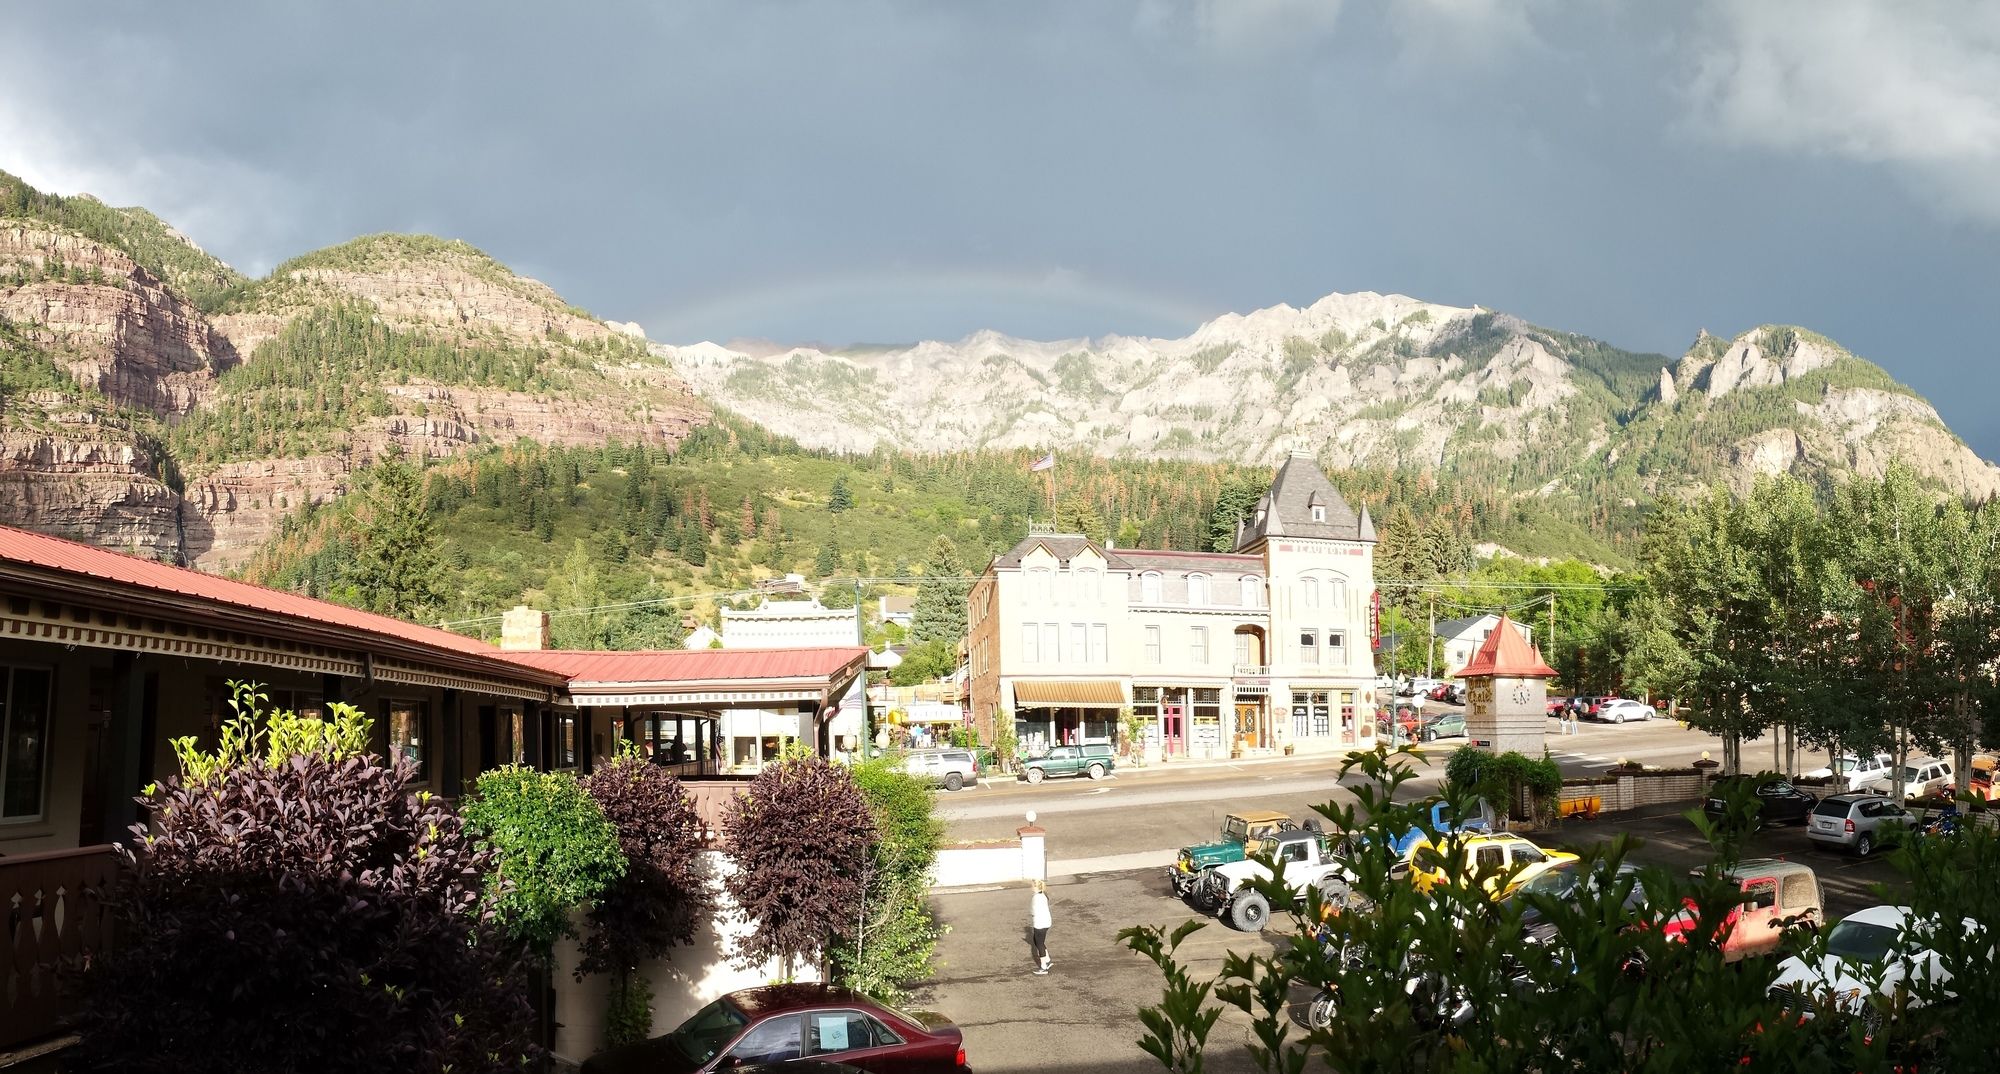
<box><xmin>1345</xmin><ymin>798</ymin><xmax>1494</xmax><ymax>872</ymax></box>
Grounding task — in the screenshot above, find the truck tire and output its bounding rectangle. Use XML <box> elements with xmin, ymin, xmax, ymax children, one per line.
<box><xmin>1229</xmin><ymin>891</ymin><xmax>1271</xmax><ymax>932</ymax></box>
<box><xmin>944</xmin><ymin>772</ymin><xmax>963</xmax><ymax>791</ymax></box>
<box><xmin>1026</xmin><ymin>767</ymin><xmax>1045</xmax><ymax>785</ymax></box>
<box><xmin>1087</xmin><ymin>763</ymin><xmax>1106</xmax><ymax>781</ymax></box>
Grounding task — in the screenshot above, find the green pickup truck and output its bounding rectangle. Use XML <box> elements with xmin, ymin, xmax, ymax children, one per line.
<box><xmin>1021</xmin><ymin>743</ymin><xmax>1115</xmax><ymax>784</ymax></box>
<box><xmin>1168</xmin><ymin>810</ymin><xmax>1299</xmax><ymax>896</ymax></box>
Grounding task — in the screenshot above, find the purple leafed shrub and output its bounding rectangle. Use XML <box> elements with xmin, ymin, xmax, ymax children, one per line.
<box><xmin>579</xmin><ymin>753</ymin><xmax>712</xmax><ymax>977</ymax></box>
<box><xmin>71</xmin><ymin>750</ymin><xmax>535</xmax><ymax>1074</ymax></box>
<box><xmin>723</xmin><ymin>756</ymin><xmax>876</xmax><ymax>977</ymax></box>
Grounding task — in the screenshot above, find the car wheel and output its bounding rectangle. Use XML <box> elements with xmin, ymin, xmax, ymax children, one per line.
<box><xmin>1026</xmin><ymin>767</ymin><xmax>1045</xmax><ymax>784</ymax></box>
<box><xmin>944</xmin><ymin>772</ymin><xmax>963</xmax><ymax>791</ymax></box>
<box><xmin>1087</xmin><ymin>763</ymin><xmax>1106</xmax><ymax>781</ymax></box>
<box><xmin>1421</xmin><ymin>730</ymin><xmax>1435</xmax><ymax>742</ymax></box>
<box><xmin>1857</xmin><ymin>833</ymin><xmax>1874</xmax><ymax>857</ymax></box>
<box><xmin>1229</xmin><ymin>891</ymin><xmax>1271</xmax><ymax>932</ymax></box>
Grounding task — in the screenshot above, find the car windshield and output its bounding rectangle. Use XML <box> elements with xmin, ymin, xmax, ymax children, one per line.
<box><xmin>1824</xmin><ymin>920</ymin><xmax>1900</xmax><ymax>963</ymax></box>
<box><xmin>666</xmin><ymin>999</ymin><xmax>750</xmax><ymax>1063</ymax></box>
<box><xmin>1895</xmin><ymin>766</ymin><xmax>1923</xmax><ymax>781</ymax></box>
<box><xmin>1515</xmin><ymin>867</ymin><xmax>1578</xmax><ymax>899</ymax></box>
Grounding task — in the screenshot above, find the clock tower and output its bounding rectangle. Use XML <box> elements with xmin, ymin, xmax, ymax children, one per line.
<box><xmin>1458</xmin><ymin>614</ymin><xmax>1557</xmax><ymax>755</ymax></box>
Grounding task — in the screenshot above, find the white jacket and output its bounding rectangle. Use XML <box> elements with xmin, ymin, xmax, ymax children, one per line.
<box><xmin>1031</xmin><ymin>892</ymin><xmax>1052</xmax><ymax>929</ymax></box>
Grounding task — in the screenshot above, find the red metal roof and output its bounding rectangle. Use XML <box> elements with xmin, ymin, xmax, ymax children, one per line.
<box><xmin>0</xmin><ymin>523</ymin><xmax>507</xmax><ymax>661</ymax></box>
<box><xmin>1456</xmin><ymin>615</ymin><xmax>1558</xmax><ymax>678</ymax></box>
<box><xmin>503</xmin><ymin>646</ymin><xmax>870</xmax><ymax>684</ymax></box>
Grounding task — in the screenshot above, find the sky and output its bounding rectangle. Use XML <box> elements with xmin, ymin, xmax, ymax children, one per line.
<box><xmin>5</xmin><ymin>1</ymin><xmax>1998</xmax><ymax>458</ymax></box>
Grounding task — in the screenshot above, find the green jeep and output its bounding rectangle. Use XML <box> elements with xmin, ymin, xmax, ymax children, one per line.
<box><xmin>1168</xmin><ymin>809</ymin><xmax>1298</xmax><ymax>896</ymax></box>
<box><xmin>1021</xmin><ymin>743</ymin><xmax>1116</xmax><ymax>784</ymax></box>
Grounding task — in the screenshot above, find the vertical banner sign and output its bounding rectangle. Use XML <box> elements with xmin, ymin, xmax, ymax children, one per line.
<box><xmin>1369</xmin><ymin>590</ymin><xmax>1382</xmax><ymax>645</ymax></box>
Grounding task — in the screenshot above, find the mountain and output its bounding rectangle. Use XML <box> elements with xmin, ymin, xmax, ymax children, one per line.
<box><xmin>659</xmin><ymin>294</ymin><xmax>2000</xmax><ymax>506</ymax></box>
<box><xmin>0</xmin><ymin>172</ymin><xmax>702</xmax><ymax>569</ymax></box>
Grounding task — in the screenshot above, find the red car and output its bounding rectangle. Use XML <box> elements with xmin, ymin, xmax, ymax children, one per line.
<box><xmin>581</xmin><ymin>985</ymin><xmax>970</xmax><ymax>1074</ymax></box>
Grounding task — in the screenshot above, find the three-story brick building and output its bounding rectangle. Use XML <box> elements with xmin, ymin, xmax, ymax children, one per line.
<box><xmin>967</xmin><ymin>452</ymin><xmax>1383</xmax><ymax>758</ymax></box>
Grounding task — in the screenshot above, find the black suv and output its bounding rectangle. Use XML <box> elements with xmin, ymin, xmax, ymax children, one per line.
<box><xmin>1703</xmin><ymin>775</ymin><xmax>1817</xmax><ymax>827</ymax></box>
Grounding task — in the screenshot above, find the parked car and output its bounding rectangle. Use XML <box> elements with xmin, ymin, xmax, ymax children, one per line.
<box><xmin>1596</xmin><ymin>699</ymin><xmax>1652</xmax><ymax>724</ymax></box>
<box><xmin>1503</xmin><ymin>860</ymin><xmax>1650</xmax><ymax>946</ymax></box>
<box><xmin>1862</xmin><ymin>758</ymin><xmax>1955</xmax><ymax>801</ymax></box>
<box><xmin>1798</xmin><ymin>752</ymin><xmax>1895</xmax><ymax>793</ymax></box>
<box><xmin>1406</xmin><ymin>832</ymin><xmax>1580</xmax><ymax>900</ymax></box>
<box><xmin>1020</xmin><ymin>742</ymin><xmax>1115</xmax><ymax>784</ymax></box>
<box><xmin>579</xmin><ymin>985</ymin><xmax>969</xmax><ymax>1074</ymax></box>
<box><xmin>1660</xmin><ymin>858</ymin><xmax>1823</xmax><ymax>963</ymax></box>
<box><xmin>1770</xmin><ymin>905</ymin><xmax>1969</xmax><ymax>1020</ymax></box>
<box><xmin>1400</xmin><ymin>677</ymin><xmax>1441</xmax><ymax>698</ymax></box>
<box><xmin>1194</xmin><ymin>827</ymin><xmax>1354</xmax><ymax>932</ymax></box>
<box><xmin>1807</xmin><ymin>793</ymin><xmax>1913</xmax><ymax>856</ymax></box>
<box><xmin>1545</xmin><ymin>697</ymin><xmax>1571</xmax><ymax>717</ymax></box>
<box><xmin>1378</xmin><ymin>707</ymin><xmax>1423</xmax><ymax>739</ymax></box>
<box><xmin>1419</xmin><ymin>712</ymin><xmax>1466</xmax><ymax>742</ymax></box>
<box><xmin>901</xmin><ymin>748</ymin><xmax>979</xmax><ymax>791</ymax></box>
<box><xmin>1169</xmin><ymin>810</ymin><xmax>1297</xmax><ymax>896</ymax></box>
<box><xmin>1704</xmin><ymin>776</ymin><xmax>1818</xmax><ymax>827</ymax></box>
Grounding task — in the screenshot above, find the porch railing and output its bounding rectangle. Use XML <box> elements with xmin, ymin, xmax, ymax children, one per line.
<box><xmin>681</xmin><ymin>778</ymin><xmax>754</xmax><ymax>846</ymax></box>
<box><xmin>2</xmin><ymin>844</ymin><xmax>121</xmax><ymax>1050</ymax></box>
<box><xmin>1232</xmin><ymin>664</ymin><xmax>1271</xmax><ymax>678</ymax></box>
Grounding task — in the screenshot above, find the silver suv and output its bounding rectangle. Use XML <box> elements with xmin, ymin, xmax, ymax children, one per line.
<box><xmin>902</xmin><ymin>748</ymin><xmax>980</xmax><ymax>791</ymax></box>
<box><xmin>1807</xmin><ymin>793</ymin><xmax>1912</xmax><ymax>856</ymax></box>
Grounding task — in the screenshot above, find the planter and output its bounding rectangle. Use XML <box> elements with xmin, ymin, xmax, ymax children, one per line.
<box><xmin>1284</xmin><ymin>744</ymin><xmax>1296</xmax><ymax>757</ymax></box>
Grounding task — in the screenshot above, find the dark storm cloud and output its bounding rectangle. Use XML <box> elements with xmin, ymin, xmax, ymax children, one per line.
<box><xmin>5</xmin><ymin>1</ymin><xmax>1996</xmax><ymax>458</ymax></box>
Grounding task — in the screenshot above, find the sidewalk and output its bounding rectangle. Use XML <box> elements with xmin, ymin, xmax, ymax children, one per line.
<box><xmin>1111</xmin><ymin>739</ymin><xmax>1450</xmax><ymax>779</ymax></box>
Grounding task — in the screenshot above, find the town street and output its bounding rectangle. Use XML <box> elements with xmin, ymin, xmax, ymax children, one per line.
<box><xmin>918</xmin><ymin>721</ymin><xmax>1898</xmax><ymax>1074</ymax></box>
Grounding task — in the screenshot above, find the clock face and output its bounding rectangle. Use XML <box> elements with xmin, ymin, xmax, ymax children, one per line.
<box><xmin>1510</xmin><ymin>682</ymin><xmax>1531</xmax><ymax>707</ymax></box>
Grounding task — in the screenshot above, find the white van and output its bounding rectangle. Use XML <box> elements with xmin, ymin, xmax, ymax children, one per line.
<box><xmin>1862</xmin><ymin>757</ymin><xmax>1955</xmax><ymax>801</ymax></box>
<box><xmin>1800</xmin><ymin>752</ymin><xmax>1894</xmax><ymax>792</ymax></box>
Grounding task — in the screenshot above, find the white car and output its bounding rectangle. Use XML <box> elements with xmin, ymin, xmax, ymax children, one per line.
<box><xmin>1770</xmin><ymin>905</ymin><xmax>1968</xmax><ymax>1018</ymax></box>
<box><xmin>1799</xmin><ymin>753</ymin><xmax>1894</xmax><ymax>793</ymax></box>
<box><xmin>1596</xmin><ymin>699</ymin><xmax>1653</xmax><ymax>724</ymax></box>
<box><xmin>1862</xmin><ymin>758</ymin><xmax>1955</xmax><ymax>801</ymax></box>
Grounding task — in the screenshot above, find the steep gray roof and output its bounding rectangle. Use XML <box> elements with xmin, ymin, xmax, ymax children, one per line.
<box><xmin>1117</xmin><ymin>548</ymin><xmax>1262</xmax><ymax>573</ymax></box>
<box><xmin>1234</xmin><ymin>453</ymin><xmax>1374</xmax><ymax>550</ymax></box>
<box><xmin>1435</xmin><ymin>615</ymin><xmax>1495</xmax><ymax>640</ymax></box>
<box><xmin>991</xmin><ymin>534</ymin><xmax>1132</xmax><ymax>570</ymax></box>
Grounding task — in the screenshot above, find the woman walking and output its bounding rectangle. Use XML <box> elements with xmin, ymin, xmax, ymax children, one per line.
<box><xmin>1029</xmin><ymin>879</ymin><xmax>1052</xmax><ymax>975</ymax></box>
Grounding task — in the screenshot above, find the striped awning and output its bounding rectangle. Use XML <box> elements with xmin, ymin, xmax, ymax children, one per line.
<box><xmin>1012</xmin><ymin>680</ymin><xmax>1125</xmax><ymax>706</ymax></box>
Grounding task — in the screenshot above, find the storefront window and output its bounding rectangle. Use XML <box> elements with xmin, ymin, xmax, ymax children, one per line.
<box><xmin>555</xmin><ymin>712</ymin><xmax>579</xmax><ymax>768</ymax></box>
<box><xmin>1192</xmin><ymin>688</ymin><xmax>1222</xmax><ymax>754</ymax></box>
<box><xmin>1291</xmin><ymin>690</ymin><xmax>1332</xmax><ymax>737</ymax></box>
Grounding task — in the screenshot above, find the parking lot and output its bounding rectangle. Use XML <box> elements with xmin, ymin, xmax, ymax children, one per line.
<box><xmin>920</xmin><ymin>795</ymin><xmax>1913</xmax><ymax>1074</ymax></box>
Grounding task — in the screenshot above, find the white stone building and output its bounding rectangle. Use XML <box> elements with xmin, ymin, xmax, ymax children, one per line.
<box><xmin>967</xmin><ymin>453</ymin><xmax>1383</xmax><ymax>758</ymax></box>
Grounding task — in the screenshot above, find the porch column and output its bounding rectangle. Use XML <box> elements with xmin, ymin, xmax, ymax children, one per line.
<box><xmin>97</xmin><ymin>653</ymin><xmax>147</xmax><ymax>845</ymax></box>
<box><xmin>438</xmin><ymin>689</ymin><xmax>463</xmax><ymax>796</ymax></box>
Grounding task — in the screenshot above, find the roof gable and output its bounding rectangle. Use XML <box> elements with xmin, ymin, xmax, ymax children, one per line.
<box><xmin>1455</xmin><ymin>615</ymin><xmax>1556</xmax><ymax>678</ymax></box>
<box><xmin>1234</xmin><ymin>454</ymin><xmax>1372</xmax><ymax>550</ymax></box>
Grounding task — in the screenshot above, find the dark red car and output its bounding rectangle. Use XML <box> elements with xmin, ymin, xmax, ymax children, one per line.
<box><xmin>580</xmin><ymin>985</ymin><xmax>970</xmax><ymax>1074</ymax></box>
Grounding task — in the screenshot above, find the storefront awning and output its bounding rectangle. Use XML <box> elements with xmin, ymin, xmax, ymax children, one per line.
<box><xmin>1012</xmin><ymin>680</ymin><xmax>1125</xmax><ymax>706</ymax></box>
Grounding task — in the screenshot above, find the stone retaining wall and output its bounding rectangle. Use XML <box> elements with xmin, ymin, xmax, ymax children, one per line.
<box><xmin>1561</xmin><ymin>768</ymin><xmax>1717</xmax><ymax>814</ymax></box>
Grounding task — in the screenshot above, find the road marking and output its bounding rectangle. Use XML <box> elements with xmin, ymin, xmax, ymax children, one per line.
<box><xmin>1089</xmin><ymin>787</ymin><xmax>1112</xmax><ymax>796</ymax></box>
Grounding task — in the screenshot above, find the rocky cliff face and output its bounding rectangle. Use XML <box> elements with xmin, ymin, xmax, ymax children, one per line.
<box><xmin>663</xmin><ymin>298</ymin><xmax>2000</xmax><ymax>503</ymax></box>
<box><xmin>2</xmin><ymin>189</ymin><xmax>704</xmax><ymax>571</ymax></box>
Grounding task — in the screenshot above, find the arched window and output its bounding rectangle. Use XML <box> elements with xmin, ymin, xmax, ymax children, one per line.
<box><xmin>1329</xmin><ymin>576</ymin><xmax>1348</xmax><ymax>610</ymax></box>
<box><xmin>1302</xmin><ymin>577</ymin><xmax>1320</xmax><ymax>609</ymax></box>
<box><xmin>1241</xmin><ymin>576</ymin><xmax>1261</xmax><ymax>607</ymax></box>
<box><xmin>1141</xmin><ymin>571</ymin><xmax>1163</xmax><ymax>603</ymax></box>
<box><xmin>1028</xmin><ymin>568</ymin><xmax>1052</xmax><ymax>604</ymax></box>
<box><xmin>1187</xmin><ymin>573</ymin><xmax>1210</xmax><ymax>605</ymax></box>
<box><xmin>1076</xmin><ymin>568</ymin><xmax>1100</xmax><ymax>602</ymax></box>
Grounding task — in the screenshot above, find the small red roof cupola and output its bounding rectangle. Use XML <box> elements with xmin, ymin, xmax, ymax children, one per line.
<box><xmin>1457</xmin><ymin>615</ymin><xmax>1557</xmax><ymax>678</ymax></box>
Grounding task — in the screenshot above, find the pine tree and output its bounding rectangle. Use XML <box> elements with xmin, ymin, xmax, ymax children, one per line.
<box><xmin>828</xmin><ymin>474</ymin><xmax>854</xmax><ymax>513</ymax></box>
<box><xmin>350</xmin><ymin>461</ymin><xmax>446</xmax><ymax>620</ymax></box>
<box><xmin>911</xmin><ymin>537</ymin><xmax>970</xmax><ymax>646</ymax></box>
<box><xmin>815</xmin><ymin>538</ymin><xmax>841</xmax><ymax>579</ymax></box>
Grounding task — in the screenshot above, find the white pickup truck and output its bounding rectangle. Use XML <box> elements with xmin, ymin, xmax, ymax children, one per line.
<box><xmin>1193</xmin><ymin>828</ymin><xmax>1355</xmax><ymax>932</ymax></box>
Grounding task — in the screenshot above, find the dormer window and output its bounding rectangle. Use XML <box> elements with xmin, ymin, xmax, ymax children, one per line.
<box><xmin>1311</xmin><ymin>505</ymin><xmax>1326</xmax><ymax>523</ymax></box>
<box><xmin>1141</xmin><ymin>571</ymin><xmax>1163</xmax><ymax>603</ymax></box>
<box><xmin>1187</xmin><ymin>573</ymin><xmax>1210</xmax><ymax>605</ymax></box>
<box><xmin>1241</xmin><ymin>576</ymin><xmax>1260</xmax><ymax>607</ymax></box>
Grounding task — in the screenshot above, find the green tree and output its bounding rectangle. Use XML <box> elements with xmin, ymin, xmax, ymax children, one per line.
<box><xmin>834</xmin><ymin>756</ymin><xmax>945</xmax><ymax>1002</ymax></box>
<box><xmin>889</xmin><ymin>637</ymin><xmax>957</xmax><ymax>686</ymax></box>
<box><xmin>911</xmin><ymin>536</ymin><xmax>970</xmax><ymax>646</ymax></box>
<box><xmin>815</xmin><ymin>537</ymin><xmax>842</xmax><ymax>579</ymax></box>
<box><xmin>1055</xmin><ymin>495</ymin><xmax>1107</xmax><ymax>544</ymax></box>
<box><xmin>460</xmin><ymin>766</ymin><xmax>626</xmax><ymax>959</ymax></box>
<box><xmin>1206</xmin><ymin>478</ymin><xmax>1265</xmax><ymax>552</ymax></box>
<box><xmin>828</xmin><ymin>474</ymin><xmax>854</xmax><ymax>513</ymax></box>
<box><xmin>349</xmin><ymin>461</ymin><xmax>446</xmax><ymax>620</ymax></box>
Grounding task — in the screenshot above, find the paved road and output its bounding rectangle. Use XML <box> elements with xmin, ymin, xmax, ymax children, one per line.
<box><xmin>919</xmin><ymin>792</ymin><xmax>1908</xmax><ymax>1074</ymax></box>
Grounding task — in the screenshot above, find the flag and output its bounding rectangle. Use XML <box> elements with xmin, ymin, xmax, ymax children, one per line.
<box><xmin>1028</xmin><ymin>452</ymin><xmax>1056</xmax><ymax>472</ymax></box>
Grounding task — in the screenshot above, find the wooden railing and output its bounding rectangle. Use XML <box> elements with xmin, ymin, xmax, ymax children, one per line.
<box><xmin>2</xmin><ymin>844</ymin><xmax>121</xmax><ymax>1050</ymax></box>
<box><xmin>682</xmin><ymin>778</ymin><xmax>753</xmax><ymax>846</ymax></box>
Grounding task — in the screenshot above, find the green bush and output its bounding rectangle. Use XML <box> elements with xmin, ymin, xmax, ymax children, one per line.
<box><xmin>835</xmin><ymin>756</ymin><xmax>946</xmax><ymax>1001</ymax></box>
<box><xmin>462</xmin><ymin>766</ymin><xmax>626</xmax><ymax>956</ymax></box>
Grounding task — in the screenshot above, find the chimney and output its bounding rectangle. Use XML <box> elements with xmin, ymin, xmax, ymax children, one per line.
<box><xmin>500</xmin><ymin>605</ymin><xmax>551</xmax><ymax>651</ymax></box>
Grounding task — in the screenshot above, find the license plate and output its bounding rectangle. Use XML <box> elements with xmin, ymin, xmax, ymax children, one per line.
<box><xmin>1708</xmin><ymin>799</ymin><xmax>1723</xmax><ymax>810</ymax></box>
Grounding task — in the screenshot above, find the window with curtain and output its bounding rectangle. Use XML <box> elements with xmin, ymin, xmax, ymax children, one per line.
<box><xmin>1326</xmin><ymin>630</ymin><xmax>1347</xmax><ymax>663</ymax></box>
<box><xmin>1298</xmin><ymin>629</ymin><xmax>1319</xmax><ymax>665</ymax></box>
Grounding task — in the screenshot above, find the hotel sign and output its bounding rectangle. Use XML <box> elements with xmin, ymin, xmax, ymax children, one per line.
<box><xmin>1275</xmin><ymin>541</ymin><xmax>1369</xmax><ymax>556</ymax></box>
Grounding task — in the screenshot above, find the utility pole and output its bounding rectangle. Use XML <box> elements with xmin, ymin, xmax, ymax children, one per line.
<box><xmin>1427</xmin><ymin>599</ymin><xmax>1435</xmax><ymax>679</ymax></box>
